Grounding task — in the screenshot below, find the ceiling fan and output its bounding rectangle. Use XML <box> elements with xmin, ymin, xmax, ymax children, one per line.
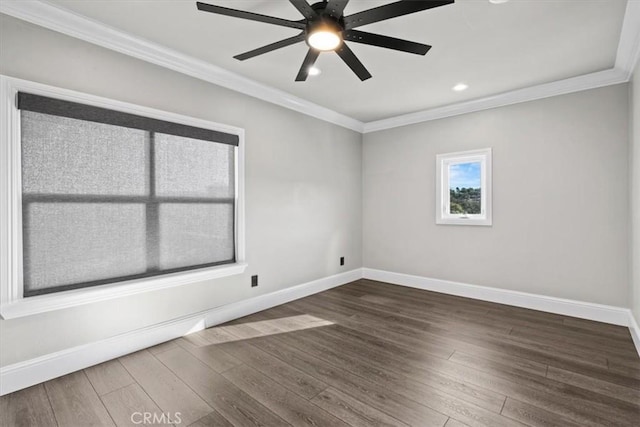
<box><xmin>196</xmin><ymin>0</ymin><xmax>455</xmax><ymax>81</ymax></box>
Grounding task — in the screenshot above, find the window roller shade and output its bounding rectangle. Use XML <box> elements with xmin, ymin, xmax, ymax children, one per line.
<box><xmin>19</xmin><ymin>94</ymin><xmax>238</xmax><ymax>297</ymax></box>
<box><xmin>17</xmin><ymin>92</ymin><xmax>239</xmax><ymax>146</ymax></box>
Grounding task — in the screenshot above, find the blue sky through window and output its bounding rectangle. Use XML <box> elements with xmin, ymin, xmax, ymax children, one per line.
<box><xmin>449</xmin><ymin>162</ymin><xmax>481</xmax><ymax>189</ymax></box>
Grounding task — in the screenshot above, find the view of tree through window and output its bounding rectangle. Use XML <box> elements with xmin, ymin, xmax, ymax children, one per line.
<box><xmin>449</xmin><ymin>162</ymin><xmax>481</xmax><ymax>214</ymax></box>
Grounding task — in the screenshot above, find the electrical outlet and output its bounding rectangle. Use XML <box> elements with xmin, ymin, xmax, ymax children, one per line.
<box><xmin>340</xmin><ymin>257</ymin><xmax>345</xmax><ymax>266</ymax></box>
<box><xmin>251</xmin><ymin>275</ymin><xmax>258</xmax><ymax>287</ymax></box>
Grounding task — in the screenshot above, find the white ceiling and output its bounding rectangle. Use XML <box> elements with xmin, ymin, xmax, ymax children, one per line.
<box><xmin>47</xmin><ymin>0</ymin><xmax>627</xmax><ymax>122</ymax></box>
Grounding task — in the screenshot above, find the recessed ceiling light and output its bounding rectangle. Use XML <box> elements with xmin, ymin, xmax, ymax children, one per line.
<box><xmin>489</xmin><ymin>0</ymin><xmax>510</xmax><ymax>4</ymax></box>
<box><xmin>453</xmin><ymin>83</ymin><xmax>468</xmax><ymax>92</ymax></box>
<box><xmin>308</xmin><ymin>67</ymin><xmax>321</xmax><ymax>76</ymax></box>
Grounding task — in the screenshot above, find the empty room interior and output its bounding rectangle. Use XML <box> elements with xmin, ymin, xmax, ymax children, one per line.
<box><xmin>1</xmin><ymin>0</ymin><xmax>640</xmax><ymax>426</ymax></box>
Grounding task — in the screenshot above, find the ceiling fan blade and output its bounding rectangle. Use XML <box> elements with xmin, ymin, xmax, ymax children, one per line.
<box><xmin>325</xmin><ymin>0</ymin><xmax>350</xmax><ymax>19</ymax></box>
<box><xmin>295</xmin><ymin>49</ymin><xmax>321</xmax><ymax>81</ymax></box>
<box><xmin>343</xmin><ymin>30</ymin><xmax>431</xmax><ymax>55</ymax></box>
<box><xmin>289</xmin><ymin>0</ymin><xmax>317</xmax><ymax>20</ymax></box>
<box><xmin>335</xmin><ymin>43</ymin><xmax>372</xmax><ymax>81</ymax></box>
<box><xmin>344</xmin><ymin>0</ymin><xmax>454</xmax><ymax>29</ymax></box>
<box><xmin>196</xmin><ymin>2</ymin><xmax>306</xmax><ymax>30</ymax></box>
<box><xmin>234</xmin><ymin>33</ymin><xmax>306</xmax><ymax>61</ymax></box>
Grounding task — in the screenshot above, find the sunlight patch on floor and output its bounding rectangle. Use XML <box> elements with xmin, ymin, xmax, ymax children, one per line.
<box><xmin>187</xmin><ymin>314</ymin><xmax>334</xmax><ymax>345</ymax></box>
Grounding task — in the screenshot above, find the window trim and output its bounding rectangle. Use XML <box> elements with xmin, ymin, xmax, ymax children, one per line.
<box><xmin>0</xmin><ymin>75</ymin><xmax>247</xmax><ymax>319</ymax></box>
<box><xmin>435</xmin><ymin>148</ymin><xmax>492</xmax><ymax>226</ymax></box>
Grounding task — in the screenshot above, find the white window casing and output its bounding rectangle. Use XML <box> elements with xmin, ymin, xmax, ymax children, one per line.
<box><xmin>436</xmin><ymin>148</ymin><xmax>492</xmax><ymax>226</ymax></box>
<box><xmin>0</xmin><ymin>75</ymin><xmax>247</xmax><ymax>319</ymax></box>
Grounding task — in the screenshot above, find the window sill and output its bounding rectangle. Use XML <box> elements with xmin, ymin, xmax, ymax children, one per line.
<box><xmin>437</xmin><ymin>217</ymin><xmax>492</xmax><ymax>226</ymax></box>
<box><xmin>0</xmin><ymin>262</ymin><xmax>248</xmax><ymax>319</ymax></box>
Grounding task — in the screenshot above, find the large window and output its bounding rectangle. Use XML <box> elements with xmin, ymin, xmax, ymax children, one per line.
<box><xmin>0</xmin><ymin>77</ymin><xmax>246</xmax><ymax>318</ymax></box>
<box><xmin>436</xmin><ymin>148</ymin><xmax>492</xmax><ymax>226</ymax></box>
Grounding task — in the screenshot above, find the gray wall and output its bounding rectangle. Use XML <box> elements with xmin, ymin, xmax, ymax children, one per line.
<box><xmin>632</xmin><ymin>61</ymin><xmax>640</xmax><ymax>322</ymax></box>
<box><xmin>0</xmin><ymin>15</ymin><xmax>363</xmax><ymax>366</ymax></box>
<box><xmin>363</xmin><ymin>85</ymin><xmax>630</xmax><ymax>307</ymax></box>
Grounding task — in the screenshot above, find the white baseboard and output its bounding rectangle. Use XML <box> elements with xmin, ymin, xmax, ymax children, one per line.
<box><xmin>363</xmin><ymin>268</ymin><xmax>640</xmax><ymax>356</ymax></box>
<box><xmin>203</xmin><ymin>269</ymin><xmax>363</xmax><ymax>328</ymax></box>
<box><xmin>629</xmin><ymin>312</ymin><xmax>640</xmax><ymax>358</ymax></box>
<box><xmin>0</xmin><ymin>268</ymin><xmax>362</xmax><ymax>396</ymax></box>
<box><xmin>362</xmin><ymin>268</ymin><xmax>632</xmax><ymax>326</ymax></box>
<box><xmin>3</xmin><ymin>267</ymin><xmax>637</xmax><ymax>396</ymax></box>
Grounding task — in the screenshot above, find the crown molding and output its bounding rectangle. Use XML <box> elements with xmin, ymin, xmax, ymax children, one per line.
<box><xmin>615</xmin><ymin>0</ymin><xmax>640</xmax><ymax>79</ymax></box>
<box><xmin>362</xmin><ymin>68</ymin><xmax>629</xmax><ymax>133</ymax></box>
<box><xmin>364</xmin><ymin>0</ymin><xmax>640</xmax><ymax>133</ymax></box>
<box><xmin>1</xmin><ymin>0</ymin><xmax>638</xmax><ymax>134</ymax></box>
<box><xmin>0</xmin><ymin>0</ymin><xmax>365</xmax><ymax>133</ymax></box>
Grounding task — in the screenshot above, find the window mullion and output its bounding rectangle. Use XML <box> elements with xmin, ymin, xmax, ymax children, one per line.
<box><xmin>146</xmin><ymin>131</ymin><xmax>160</xmax><ymax>272</ymax></box>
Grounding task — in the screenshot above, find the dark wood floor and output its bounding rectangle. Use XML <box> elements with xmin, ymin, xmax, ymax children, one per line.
<box><xmin>2</xmin><ymin>279</ymin><xmax>639</xmax><ymax>426</ymax></box>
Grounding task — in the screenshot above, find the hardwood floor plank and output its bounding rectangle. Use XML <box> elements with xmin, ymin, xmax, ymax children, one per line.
<box><xmin>277</xmin><ymin>328</ymin><xmax>519</xmax><ymax>427</ymax></box>
<box><xmin>44</xmin><ymin>370</ymin><xmax>115</xmax><ymax>427</ymax></box>
<box><xmin>175</xmin><ymin>337</ymin><xmax>241</xmax><ymax>373</ymax></box>
<box><xmin>217</xmin><ymin>340</ymin><xmax>328</xmax><ymax>399</ymax></box>
<box><xmin>501</xmin><ymin>398</ymin><xmax>583</xmax><ymax>427</ymax></box>
<box><xmin>294</xmin><ymin>294</ymin><xmax>536</xmax><ymax>369</ymax></box>
<box><xmin>546</xmin><ymin>366</ymin><xmax>640</xmax><ymax>405</ymax></box>
<box><xmin>311</xmin><ymin>291</ymin><xmax>608</xmax><ymax>369</ymax></box>
<box><xmin>101</xmin><ymin>383</ymin><xmax>166</xmax><ymax>427</ymax></box>
<box><xmin>250</xmin><ymin>335</ymin><xmax>449</xmax><ymax>427</ymax></box>
<box><xmin>85</xmin><ymin>359</ymin><xmax>135</xmax><ymax>396</ymax></box>
<box><xmin>205</xmin><ymin>314</ymin><xmax>333</xmax><ymax>342</ymax></box>
<box><xmin>607</xmin><ymin>358</ymin><xmax>640</xmax><ymax>379</ymax></box>
<box><xmin>292</xmin><ymin>295</ymin><xmax>553</xmax><ymax>381</ymax></box>
<box><xmin>447</xmin><ymin>350</ymin><xmax>638</xmax><ymax>426</ymax></box>
<box><xmin>549</xmin><ymin>357</ymin><xmax>640</xmax><ymax>390</ymax></box>
<box><xmin>562</xmin><ymin>317</ymin><xmax>632</xmax><ymax>339</ymax></box>
<box><xmin>200</xmin><ymin>327</ymin><xmax>244</xmax><ymax>344</ymax></box>
<box><xmin>487</xmin><ymin>330</ymin><xmax>608</xmax><ymax>367</ymax></box>
<box><xmin>511</xmin><ymin>324</ymin><xmax>638</xmax><ymax>355</ymax></box>
<box><xmin>443</xmin><ymin>419</ymin><xmax>470</xmax><ymax>427</ymax></box>
<box><xmin>288</xmin><ymin>298</ymin><xmax>456</xmax><ymax>360</ymax></box>
<box><xmin>336</xmin><ymin>284</ymin><xmax>545</xmax><ymax>339</ymax></box>
<box><xmin>452</xmin><ymin>351</ymin><xmax>640</xmax><ymax>419</ymax></box>
<box><xmin>187</xmin><ymin>411</ymin><xmax>233</xmax><ymax>427</ymax></box>
<box><xmin>147</xmin><ymin>340</ymin><xmax>179</xmax><ymax>356</ymax></box>
<box><xmin>401</xmin><ymin>308</ymin><xmax>592</xmax><ymax>372</ymax></box>
<box><xmin>347</xmin><ymin>282</ymin><xmax>576</xmax><ymax>336</ymax></box>
<box><xmin>155</xmin><ymin>346</ymin><xmax>289</xmax><ymax>427</ymax></box>
<box><xmin>448</xmin><ymin>351</ymin><xmax>547</xmax><ymax>380</ymax></box>
<box><xmin>349</xmin><ymin>281</ymin><xmax>496</xmax><ymax>315</ymax></box>
<box><xmin>311</xmin><ymin>387</ymin><xmax>409</xmax><ymax>427</ymax></box>
<box><xmin>181</xmin><ymin>332</ymin><xmax>216</xmax><ymax>347</ymax></box>
<box><xmin>307</xmin><ymin>325</ymin><xmax>507</xmax><ymax>413</ymax></box>
<box><xmin>118</xmin><ymin>350</ymin><xmax>211</xmax><ymax>426</ymax></box>
<box><xmin>222</xmin><ymin>364</ymin><xmax>350</xmax><ymax>427</ymax></box>
<box><xmin>323</xmin><ymin>286</ymin><xmax>512</xmax><ymax>336</ymax></box>
<box><xmin>0</xmin><ymin>384</ymin><xmax>57</xmax><ymax>427</ymax></box>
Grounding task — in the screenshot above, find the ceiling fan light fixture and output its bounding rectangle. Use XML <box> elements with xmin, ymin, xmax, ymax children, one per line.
<box><xmin>308</xmin><ymin>26</ymin><xmax>342</xmax><ymax>51</ymax></box>
<box><xmin>196</xmin><ymin>0</ymin><xmax>456</xmax><ymax>81</ymax></box>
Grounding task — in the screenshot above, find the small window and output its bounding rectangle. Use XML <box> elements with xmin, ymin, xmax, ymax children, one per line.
<box><xmin>436</xmin><ymin>148</ymin><xmax>492</xmax><ymax>226</ymax></box>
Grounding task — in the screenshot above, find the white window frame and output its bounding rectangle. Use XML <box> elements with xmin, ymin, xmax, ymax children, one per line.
<box><xmin>436</xmin><ymin>148</ymin><xmax>492</xmax><ymax>226</ymax></box>
<box><xmin>0</xmin><ymin>75</ymin><xmax>247</xmax><ymax>319</ymax></box>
